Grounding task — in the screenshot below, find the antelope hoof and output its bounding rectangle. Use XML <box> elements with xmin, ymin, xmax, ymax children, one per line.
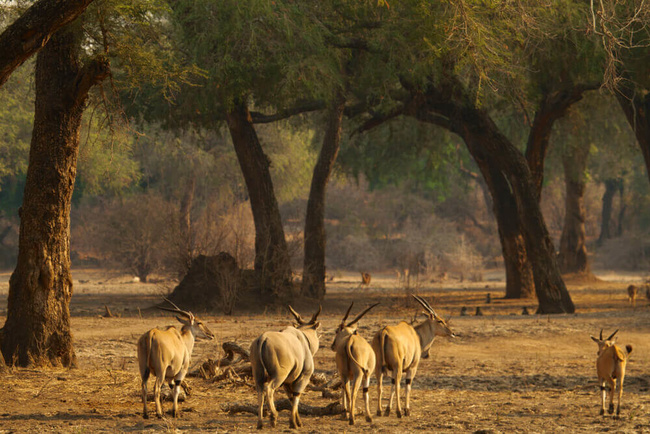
<box><xmin>377</xmin><ymin>410</ymin><xmax>382</xmax><ymax>417</ymax></box>
<box><xmin>270</xmin><ymin>417</ymin><xmax>277</xmax><ymax>428</ymax></box>
<box><xmin>384</xmin><ymin>408</ymin><xmax>390</xmax><ymax>417</ymax></box>
<box><xmin>397</xmin><ymin>410</ymin><xmax>402</xmax><ymax>418</ymax></box>
<box><xmin>349</xmin><ymin>418</ymin><xmax>355</xmax><ymax>426</ymax></box>
<box><xmin>404</xmin><ymin>408</ymin><xmax>411</xmax><ymax>417</ymax></box>
<box><xmin>599</xmin><ymin>408</ymin><xmax>604</xmax><ymax>416</ymax></box>
<box><xmin>366</xmin><ymin>415</ymin><xmax>373</xmax><ymax>423</ymax></box>
<box><xmin>257</xmin><ymin>421</ymin><xmax>263</xmax><ymax>429</ymax></box>
<box><xmin>290</xmin><ymin>420</ymin><xmax>297</xmax><ymax>429</ymax></box>
<box><xmin>608</xmin><ymin>403</ymin><xmax>615</xmax><ymax>414</ymax></box>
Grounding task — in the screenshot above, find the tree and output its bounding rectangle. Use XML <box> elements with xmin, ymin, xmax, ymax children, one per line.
<box><xmin>555</xmin><ymin>110</ymin><xmax>592</xmax><ymax>274</ymax></box>
<box><xmin>0</xmin><ymin>0</ymin><xmax>95</xmax><ymax>88</ymax></box>
<box><xmin>1</xmin><ymin>25</ymin><xmax>109</xmax><ymax>366</ymax></box>
<box><xmin>302</xmin><ymin>91</ymin><xmax>346</xmax><ymax>299</ymax></box>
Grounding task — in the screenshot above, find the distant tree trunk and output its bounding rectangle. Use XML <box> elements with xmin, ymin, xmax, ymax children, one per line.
<box><xmin>1</xmin><ymin>26</ymin><xmax>109</xmax><ymax>367</ymax></box>
<box><xmin>178</xmin><ymin>175</ymin><xmax>196</xmax><ymax>273</ymax></box>
<box><xmin>558</xmin><ymin>141</ymin><xmax>591</xmax><ymax>274</ymax></box>
<box><xmin>0</xmin><ymin>0</ymin><xmax>95</xmax><ymax>88</ymax></box>
<box><xmin>526</xmin><ymin>86</ymin><xmax>598</xmax><ymax>200</ymax></box>
<box><xmin>302</xmin><ymin>92</ymin><xmax>346</xmax><ymax>299</ymax></box>
<box><xmin>616</xmin><ymin>85</ymin><xmax>650</xmax><ymax>183</ymax></box>
<box><xmin>597</xmin><ymin>178</ymin><xmax>619</xmax><ymax>246</ymax></box>
<box><xmin>415</xmin><ymin>78</ymin><xmax>574</xmax><ymax>313</ymax></box>
<box><xmin>226</xmin><ymin>100</ymin><xmax>293</xmax><ymax>299</ymax></box>
<box><xmin>616</xmin><ymin>182</ymin><xmax>626</xmax><ymax>237</ymax></box>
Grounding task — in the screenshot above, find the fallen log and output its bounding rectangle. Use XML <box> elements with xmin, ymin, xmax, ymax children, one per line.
<box><xmin>223</xmin><ymin>400</ymin><xmax>342</xmax><ymax>416</ymax></box>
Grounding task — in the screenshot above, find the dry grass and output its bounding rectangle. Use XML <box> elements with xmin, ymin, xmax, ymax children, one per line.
<box><xmin>0</xmin><ymin>269</ymin><xmax>649</xmax><ymax>432</ymax></box>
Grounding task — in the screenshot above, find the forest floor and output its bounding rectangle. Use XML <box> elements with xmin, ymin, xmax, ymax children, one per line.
<box><xmin>0</xmin><ymin>268</ymin><xmax>649</xmax><ymax>433</ymax></box>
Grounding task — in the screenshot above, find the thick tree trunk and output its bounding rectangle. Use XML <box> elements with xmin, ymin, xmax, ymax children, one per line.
<box><xmin>301</xmin><ymin>93</ymin><xmax>346</xmax><ymax>299</ymax></box>
<box><xmin>526</xmin><ymin>86</ymin><xmax>598</xmax><ymax>200</ymax></box>
<box><xmin>416</xmin><ymin>80</ymin><xmax>574</xmax><ymax>313</ymax></box>
<box><xmin>1</xmin><ymin>27</ymin><xmax>109</xmax><ymax>367</ymax></box>
<box><xmin>558</xmin><ymin>142</ymin><xmax>591</xmax><ymax>274</ymax></box>
<box><xmin>615</xmin><ymin>85</ymin><xmax>650</xmax><ymax>183</ymax></box>
<box><xmin>226</xmin><ymin>100</ymin><xmax>293</xmax><ymax>299</ymax></box>
<box><xmin>466</xmin><ymin>146</ymin><xmax>535</xmax><ymax>299</ymax></box>
<box><xmin>597</xmin><ymin>178</ymin><xmax>619</xmax><ymax>246</ymax></box>
<box><xmin>0</xmin><ymin>0</ymin><xmax>95</xmax><ymax>88</ymax></box>
<box><xmin>616</xmin><ymin>182</ymin><xmax>626</xmax><ymax>237</ymax></box>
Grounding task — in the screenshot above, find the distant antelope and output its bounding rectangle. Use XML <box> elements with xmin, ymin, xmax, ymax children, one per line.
<box><xmin>358</xmin><ymin>272</ymin><xmax>371</xmax><ymax>290</ymax></box>
<box><xmin>137</xmin><ymin>299</ymin><xmax>215</xmax><ymax>419</ymax></box>
<box><xmin>331</xmin><ymin>302</ymin><xmax>379</xmax><ymax>425</ymax></box>
<box><xmin>591</xmin><ymin>329</ymin><xmax>633</xmax><ymax>419</ymax></box>
<box><xmin>627</xmin><ymin>285</ymin><xmax>638</xmax><ymax>305</ymax></box>
<box><xmin>250</xmin><ymin>305</ymin><xmax>321</xmax><ymax>429</ymax></box>
<box><xmin>372</xmin><ymin>295</ymin><xmax>455</xmax><ymax>418</ymax></box>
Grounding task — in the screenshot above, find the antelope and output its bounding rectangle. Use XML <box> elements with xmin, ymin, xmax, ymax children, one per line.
<box><xmin>591</xmin><ymin>329</ymin><xmax>633</xmax><ymax>419</ymax></box>
<box><xmin>331</xmin><ymin>302</ymin><xmax>380</xmax><ymax>425</ymax></box>
<box><xmin>250</xmin><ymin>305</ymin><xmax>321</xmax><ymax>429</ymax></box>
<box><xmin>137</xmin><ymin>299</ymin><xmax>215</xmax><ymax>419</ymax></box>
<box><xmin>372</xmin><ymin>295</ymin><xmax>455</xmax><ymax>418</ymax></box>
<box><xmin>627</xmin><ymin>285</ymin><xmax>638</xmax><ymax>305</ymax></box>
<box><xmin>356</xmin><ymin>272</ymin><xmax>372</xmax><ymax>290</ymax></box>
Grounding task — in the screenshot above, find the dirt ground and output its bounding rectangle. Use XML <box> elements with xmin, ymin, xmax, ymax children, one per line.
<box><xmin>0</xmin><ymin>269</ymin><xmax>649</xmax><ymax>433</ymax></box>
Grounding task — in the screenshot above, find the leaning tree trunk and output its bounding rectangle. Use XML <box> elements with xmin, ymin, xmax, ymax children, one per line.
<box><xmin>616</xmin><ymin>85</ymin><xmax>650</xmax><ymax>184</ymax></box>
<box><xmin>226</xmin><ymin>100</ymin><xmax>293</xmax><ymax>299</ymax></box>
<box><xmin>0</xmin><ymin>0</ymin><xmax>95</xmax><ymax>88</ymax></box>
<box><xmin>1</xmin><ymin>26</ymin><xmax>109</xmax><ymax>367</ymax></box>
<box><xmin>526</xmin><ymin>85</ymin><xmax>598</xmax><ymax>200</ymax></box>
<box><xmin>465</xmin><ymin>143</ymin><xmax>535</xmax><ymax>299</ymax></box>
<box><xmin>558</xmin><ymin>141</ymin><xmax>591</xmax><ymax>274</ymax></box>
<box><xmin>416</xmin><ymin>79</ymin><xmax>574</xmax><ymax>313</ymax></box>
<box><xmin>301</xmin><ymin>92</ymin><xmax>346</xmax><ymax>299</ymax></box>
<box><xmin>597</xmin><ymin>178</ymin><xmax>619</xmax><ymax>246</ymax></box>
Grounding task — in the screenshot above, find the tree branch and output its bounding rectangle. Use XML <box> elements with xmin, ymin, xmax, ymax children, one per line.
<box><xmin>250</xmin><ymin>101</ymin><xmax>326</xmax><ymax>124</ymax></box>
<box><xmin>0</xmin><ymin>0</ymin><xmax>95</xmax><ymax>88</ymax></box>
<box><xmin>74</xmin><ymin>55</ymin><xmax>110</xmax><ymax>104</ymax></box>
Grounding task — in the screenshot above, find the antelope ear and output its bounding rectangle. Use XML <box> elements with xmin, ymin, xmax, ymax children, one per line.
<box><xmin>353</xmin><ymin>329</ymin><xmax>358</xmax><ymax>335</ymax></box>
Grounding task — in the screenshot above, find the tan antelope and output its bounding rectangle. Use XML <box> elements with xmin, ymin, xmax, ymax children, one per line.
<box><xmin>591</xmin><ymin>329</ymin><xmax>633</xmax><ymax>419</ymax></box>
<box><xmin>372</xmin><ymin>295</ymin><xmax>455</xmax><ymax>418</ymax></box>
<box><xmin>627</xmin><ymin>285</ymin><xmax>638</xmax><ymax>305</ymax></box>
<box><xmin>331</xmin><ymin>302</ymin><xmax>380</xmax><ymax>425</ymax></box>
<box><xmin>250</xmin><ymin>305</ymin><xmax>321</xmax><ymax>429</ymax></box>
<box><xmin>137</xmin><ymin>299</ymin><xmax>215</xmax><ymax>419</ymax></box>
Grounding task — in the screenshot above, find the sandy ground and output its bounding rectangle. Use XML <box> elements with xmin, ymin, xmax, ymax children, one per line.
<box><xmin>0</xmin><ymin>269</ymin><xmax>649</xmax><ymax>433</ymax></box>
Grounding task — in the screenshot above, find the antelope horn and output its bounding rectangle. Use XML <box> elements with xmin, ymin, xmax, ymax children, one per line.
<box><xmin>341</xmin><ymin>302</ymin><xmax>355</xmax><ymax>326</ymax></box>
<box><xmin>288</xmin><ymin>305</ymin><xmax>305</xmax><ymax>324</ymax></box>
<box><xmin>158</xmin><ymin>297</ymin><xmax>192</xmax><ymax>318</ymax></box>
<box><xmin>607</xmin><ymin>329</ymin><xmax>619</xmax><ymax>341</ymax></box>
<box><xmin>347</xmin><ymin>302</ymin><xmax>380</xmax><ymax>327</ymax></box>
<box><xmin>308</xmin><ymin>304</ymin><xmax>322</xmax><ymax>324</ymax></box>
<box><xmin>599</xmin><ymin>329</ymin><xmax>603</xmax><ymax>340</ymax></box>
<box><xmin>413</xmin><ymin>295</ymin><xmax>437</xmax><ymax>316</ymax></box>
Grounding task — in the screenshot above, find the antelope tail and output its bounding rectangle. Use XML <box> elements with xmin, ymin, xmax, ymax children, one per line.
<box><xmin>380</xmin><ymin>328</ymin><xmax>389</xmax><ymax>374</ymax></box>
<box><xmin>346</xmin><ymin>339</ymin><xmax>367</xmax><ymax>375</ymax></box>
<box><xmin>259</xmin><ymin>338</ymin><xmax>270</xmax><ymax>382</ymax></box>
<box><xmin>626</xmin><ymin>344</ymin><xmax>633</xmax><ymax>355</ymax></box>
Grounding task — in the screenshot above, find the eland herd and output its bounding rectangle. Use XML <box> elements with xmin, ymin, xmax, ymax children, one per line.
<box><xmin>137</xmin><ymin>295</ymin><xmax>633</xmax><ymax>429</ymax></box>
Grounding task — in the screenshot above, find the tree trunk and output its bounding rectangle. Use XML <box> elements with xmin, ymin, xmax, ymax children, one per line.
<box><xmin>0</xmin><ymin>0</ymin><xmax>95</xmax><ymax>88</ymax></box>
<box><xmin>225</xmin><ymin>100</ymin><xmax>293</xmax><ymax>299</ymax></box>
<box><xmin>1</xmin><ymin>27</ymin><xmax>109</xmax><ymax>367</ymax></box>
<box><xmin>526</xmin><ymin>86</ymin><xmax>598</xmax><ymax>200</ymax></box>
<box><xmin>417</xmin><ymin>80</ymin><xmax>574</xmax><ymax>313</ymax></box>
<box><xmin>178</xmin><ymin>175</ymin><xmax>196</xmax><ymax>273</ymax></box>
<box><xmin>558</xmin><ymin>141</ymin><xmax>591</xmax><ymax>274</ymax></box>
<box><xmin>466</xmin><ymin>145</ymin><xmax>535</xmax><ymax>299</ymax></box>
<box><xmin>597</xmin><ymin>178</ymin><xmax>619</xmax><ymax>246</ymax></box>
<box><xmin>616</xmin><ymin>85</ymin><xmax>650</xmax><ymax>183</ymax></box>
<box><xmin>616</xmin><ymin>182</ymin><xmax>625</xmax><ymax>237</ymax></box>
<box><xmin>301</xmin><ymin>92</ymin><xmax>346</xmax><ymax>299</ymax></box>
